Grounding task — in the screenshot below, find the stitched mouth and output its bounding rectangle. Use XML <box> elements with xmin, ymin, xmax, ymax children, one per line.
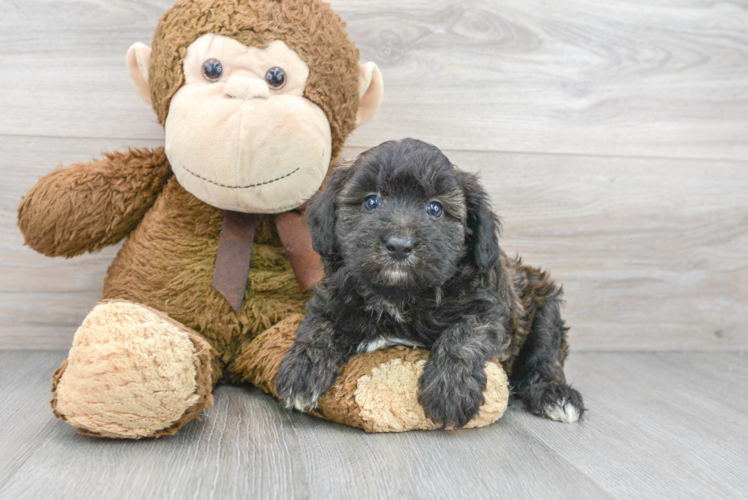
<box><xmin>177</xmin><ymin>163</ymin><xmax>300</xmax><ymax>189</ymax></box>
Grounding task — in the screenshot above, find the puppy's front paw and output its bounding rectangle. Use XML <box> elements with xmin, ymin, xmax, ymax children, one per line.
<box><xmin>418</xmin><ymin>358</ymin><xmax>487</xmax><ymax>428</ymax></box>
<box><xmin>536</xmin><ymin>384</ymin><xmax>585</xmax><ymax>423</ymax></box>
<box><xmin>275</xmin><ymin>343</ymin><xmax>340</xmax><ymax>412</ymax></box>
<box><xmin>517</xmin><ymin>379</ymin><xmax>585</xmax><ymax>423</ymax></box>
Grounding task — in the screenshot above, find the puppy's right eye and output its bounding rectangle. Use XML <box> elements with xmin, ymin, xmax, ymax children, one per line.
<box><xmin>363</xmin><ymin>195</ymin><xmax>382</xmax><ymax>211</ymax></box>
<box><xmin>426</xmin><ymin>201</ymin><xmax>443</xmax><ymax>219</ymax></box>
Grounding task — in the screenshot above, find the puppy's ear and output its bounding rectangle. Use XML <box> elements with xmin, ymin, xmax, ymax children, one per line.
<box><xmin>306</xmin><ymin>166</ymin><xmax>350</xmax><ymax>259</ymax></box>
<box><xmin>459</xmin><ymin>170</ymin><xmax>501</xmax><ymax>272</ymax></box>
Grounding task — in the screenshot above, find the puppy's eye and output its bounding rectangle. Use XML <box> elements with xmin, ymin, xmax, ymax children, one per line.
<box><xmin>426</xmin><ymin>201</ymin><xmax>443</xmax><ymax>219</ymax></box>
<box><xmin>202</xmin><ymin>59</ymin><xmax>223</xmax><ymax>82</ymax></box>
<box><xmin>363</xmin><ymin>195</ymin><xmax>382</xmax><ymax>212</ymax></box>
<box><xmin>265</xmin><ymin>67</ymin><xmax>286</xmax><ymax>89</ymax></box>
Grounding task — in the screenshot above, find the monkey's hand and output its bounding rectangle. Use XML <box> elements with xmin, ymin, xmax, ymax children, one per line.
<box><xmin>236</xmin><ymin>315</ymin><xmax>509</xmax><ymax>432</ymax></box>
<box><xmin>18</xmin><ymin>147</ymin><xmax>170</xmax><ymax>258</ymax></box>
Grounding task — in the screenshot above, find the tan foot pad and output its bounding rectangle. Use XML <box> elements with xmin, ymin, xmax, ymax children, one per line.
<box><xmin>52</xmin><ymin>300</ymin><xmax>214</xmax><ymax>439</ymax></box>
<box><xmin>315</xmin><ymin>347</ymin><xmax>509</xmax><ymax>433</ymax></box>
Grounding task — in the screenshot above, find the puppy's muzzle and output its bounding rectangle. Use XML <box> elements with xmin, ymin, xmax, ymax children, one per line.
<box><xmin>385</xmin><ymin>236</ymin><xmax>415</xmax><ymax>261</ymax></box>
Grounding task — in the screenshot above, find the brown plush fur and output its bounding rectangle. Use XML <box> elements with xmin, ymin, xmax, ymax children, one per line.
<box><xmin>150</xmin><ymin>0</ymin><xmax>360</xmax><ymax>160</ymax></box>
<box><xmin>17</xmin><ymin>148</ymin><xmax>171</xmax><ymax>258</ymax></box>
<box><xmin>53</xmin><ymin>326</ymin><xmax>215</xmax><ymax>439</ymax></box>
<box><xmin>18</xmin><ymin>0</ymin><xmax>448</xmax><ymax>437</ymax></box>
<box><xmin>314</xmin><ymin>347</ymin><xmax>433</xmax><ymax>430</ymax></box>
<box><xmin>49</xmin><ymin>299</ymin><xmax>217</xmax><ymax>438</ymax></box>
<box><xmin>19</xmin><ymin>0</ymin><xmax>509</xmax><ymax>437</ymax></box>
<box><xmin>230</xmin><ymin>314</ymin><xmax>507</xmax><ymax>432</ymax></box>
<box><xmin>102</xmin><ymin>175</ymin><xmax>311</xmax><ymax>373</ymax></box>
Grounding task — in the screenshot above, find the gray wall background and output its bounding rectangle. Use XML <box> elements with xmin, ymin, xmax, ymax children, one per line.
<box><xmin>1</xmin><ymin>0</ymin><xmax>746</xmax><ymax>350</ymax></box>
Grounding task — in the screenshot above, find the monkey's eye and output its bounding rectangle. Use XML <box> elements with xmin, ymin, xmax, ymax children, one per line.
<box><xmin>265</xmin><ymin>67</ymin><xmax>286</xmax><ymax>89</ymax></box>
<box><xmin>363</xmin><ymin>195</ymin><xmax>382</xmax><ymax>212</ymax></box>
<box><xmin>426</xmin><ymin>201</ymin><xmax>443</xmax><ymax>219</ymax></box>
<box><xmin>202</xmin><ymin>59</ymin><xmax>223</xmax><ymax>82</ymax></box>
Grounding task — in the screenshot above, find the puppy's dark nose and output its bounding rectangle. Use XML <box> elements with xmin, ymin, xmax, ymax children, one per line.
<box><xmin>386</xmin><ymin>237</ymin><xmax>414</xmax><ymax>260</ymax></box>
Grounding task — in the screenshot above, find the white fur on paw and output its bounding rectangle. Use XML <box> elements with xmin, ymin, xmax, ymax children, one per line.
<box><xmin>285</xmin><ymin>393</ymin><xmax>320</xmax><ymax>413</ymax></box>
<box><xmin>545</xmin><ymin>399</ymin><xmax>581</xmax><ymax>423</ymax></box>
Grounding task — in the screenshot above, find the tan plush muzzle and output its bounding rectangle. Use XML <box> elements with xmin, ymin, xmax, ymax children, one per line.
<box><xmin>165</xmin><ymin>35</ymin><xmax>332</xmax><ymax>214</ymax></box>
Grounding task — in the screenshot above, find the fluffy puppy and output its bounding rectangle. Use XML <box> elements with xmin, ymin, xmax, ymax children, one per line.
<box><xmin>276</xmin><ymin>138</ymin><xmax>584</xmax><ymax>428</ymax></box>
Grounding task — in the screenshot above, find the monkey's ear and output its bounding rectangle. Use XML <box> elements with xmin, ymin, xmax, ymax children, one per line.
<box><xmin>126</xmin><ymin>42</ymin><xmax>152</xmax><ymax>105</ymax></box>
<box><xmin>306</xmin><ymin>166</ymin><xmax>351</xmax><ymax>259</ymax></box>
<box><xmin>459</xmin><ymin>171</ymin><xmax>501</xmax><ymax>272</ymax></box>
<box><xmin>356</xmin><ymin>62</ymin><xmax>384</xmax><ymax>127</ymax></box>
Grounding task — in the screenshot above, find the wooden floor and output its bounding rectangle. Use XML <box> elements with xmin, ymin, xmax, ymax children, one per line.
<box><xmin>0</xmin><ymin>350</ymin><xmax>746</xmax><ymax>500</ymax></box>
<box><xmin>2</xmin><ymin>1</ymin><xmax>747</xmax><ymax>498</ymax></box>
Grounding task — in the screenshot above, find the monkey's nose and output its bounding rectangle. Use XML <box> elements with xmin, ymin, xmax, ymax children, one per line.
<box><xmin>224</xmin><ymin>76</ymin><xmax>270</xmax><ymax>100</ymax></box>
<box><xmin>386</xmin><ymin>237</ymin><xmax>415</xmax><ymax>260</ymax></box>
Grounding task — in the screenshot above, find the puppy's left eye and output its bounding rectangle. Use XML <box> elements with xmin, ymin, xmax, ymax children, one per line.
<box><xmin>364</xmin><ymin>195</ymin><xmax>382</xmax><ymax>211</ymax></box>
<box><xmin>426</xmin><ymin>201</ymin><xmax>443</xmax><ymax>219</ymax></box>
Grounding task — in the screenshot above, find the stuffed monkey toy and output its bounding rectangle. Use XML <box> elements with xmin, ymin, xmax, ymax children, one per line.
<box><xmin>17</xmin><ymin>0</ymin><xmax>509</xmax><ymax>438</ymax></box>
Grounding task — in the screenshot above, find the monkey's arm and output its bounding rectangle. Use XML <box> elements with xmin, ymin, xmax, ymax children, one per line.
<box><xmin>18</xmin><ymin>148</ymin><xmax>171</xmax><ymax>257</ymax></box>
<box><xmin>233</xmin><ymin>313</ymin><xmax>509</xmax><ymax>432</ymax></box>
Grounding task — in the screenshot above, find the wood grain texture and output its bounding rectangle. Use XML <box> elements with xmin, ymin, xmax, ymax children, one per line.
<box><xmin>1</xmin><ymin>0</ymin><xmax>747</xmax><ymax>159</ymax></box>
<box><xmin>1</xmin><ymin>350</ymin><xmax>746</xmax><ymax>500</ymax></box>
<box><xmin>4</xmin><ymin>141</ymin><xmax>746</xmax><ymax>350</ymax></box>
<box><xmin>1</xmin><ymin>0</ymin><xmax>747</xmax><ymax>350</ymax></box>
<box><xmin>1</xmin><ymin>137</ymin><xmax>160</xmax><ymax>348</ymax></box>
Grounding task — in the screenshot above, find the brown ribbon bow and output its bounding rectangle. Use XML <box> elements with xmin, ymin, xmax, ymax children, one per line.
<box><xmin>212</xmin><ymin>211</ymin><xmax>324</xmax><ymax>313</ymax></box>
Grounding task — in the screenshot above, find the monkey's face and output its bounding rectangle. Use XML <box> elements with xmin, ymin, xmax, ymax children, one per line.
<box><xmin>126</xmin><ymin>1</ymin><xmax>383</xmax><ymax>214</ymax></box>
<box><xmin>164</xmin><ymin>34</ymin><xmax>332</xmax><ymax>213</ymax></box>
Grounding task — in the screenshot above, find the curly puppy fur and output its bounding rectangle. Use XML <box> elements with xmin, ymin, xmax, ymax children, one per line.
<box><xmin>276</xmin><ymin>139</ymin><xmax>584</xmax><ymax>427</ymax></box>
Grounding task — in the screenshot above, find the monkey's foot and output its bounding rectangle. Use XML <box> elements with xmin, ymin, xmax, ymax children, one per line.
<box><xmin>52</xmin><ymin>300</ymin><xmax>215</xmax><ymax>439</ymax></box>
<box><xmin>234</xmin><ymin>318</ymin><xmax>509</xmax><ymax>432</ymax></box>
<box><xmin>318</xmin><ymin>348</ymin><xmax>509</xmax><ymax>432</ymax></box>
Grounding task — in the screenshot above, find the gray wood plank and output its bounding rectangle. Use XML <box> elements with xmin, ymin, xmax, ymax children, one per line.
<box><xmin>3</xmin><ymin>138</ymin><xmax>747</xmax><ymax>350</ymax></box>
<box><xmin>0</xmin><ymin>351</ymin><xmax>70</xmax><ymax>486</ymax></box>
<box><xmin>0</xmin><ymin>0</ymin><xmax>747</xmax><ymax>160</ymax></box>
<box><xmin>1</xmin><ymin>351</ymin><xmax>747</xmax><ymax>499</ymax></box>
<box><xmin>1</xmin><ymin>136</ymin><xmax>161</xmax><ymax>348</ymax></box>
<box><xmin>0</xmin><ymin>351</ymin><xmax>611</xmax><ymax>500</ymax></box>
<box><xmin>517</xmin><ymin>352</ymin><xmax>748</xmax><ymax>499</ymax></box>
<box><xmin>645</xmin><ymin>351</ymin><xmax>748</xmax><ymax>415</ymax></box>
<box><xmin>2</xmin><ymin>0</ymin><xmax>747</xmax><ymax>351</ymax></box>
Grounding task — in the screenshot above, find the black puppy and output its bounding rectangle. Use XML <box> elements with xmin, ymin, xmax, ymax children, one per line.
<box><xmin>276</xmin><ymin>138</ymin><xmax>584</xmax><ymax>427</ymax></box>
